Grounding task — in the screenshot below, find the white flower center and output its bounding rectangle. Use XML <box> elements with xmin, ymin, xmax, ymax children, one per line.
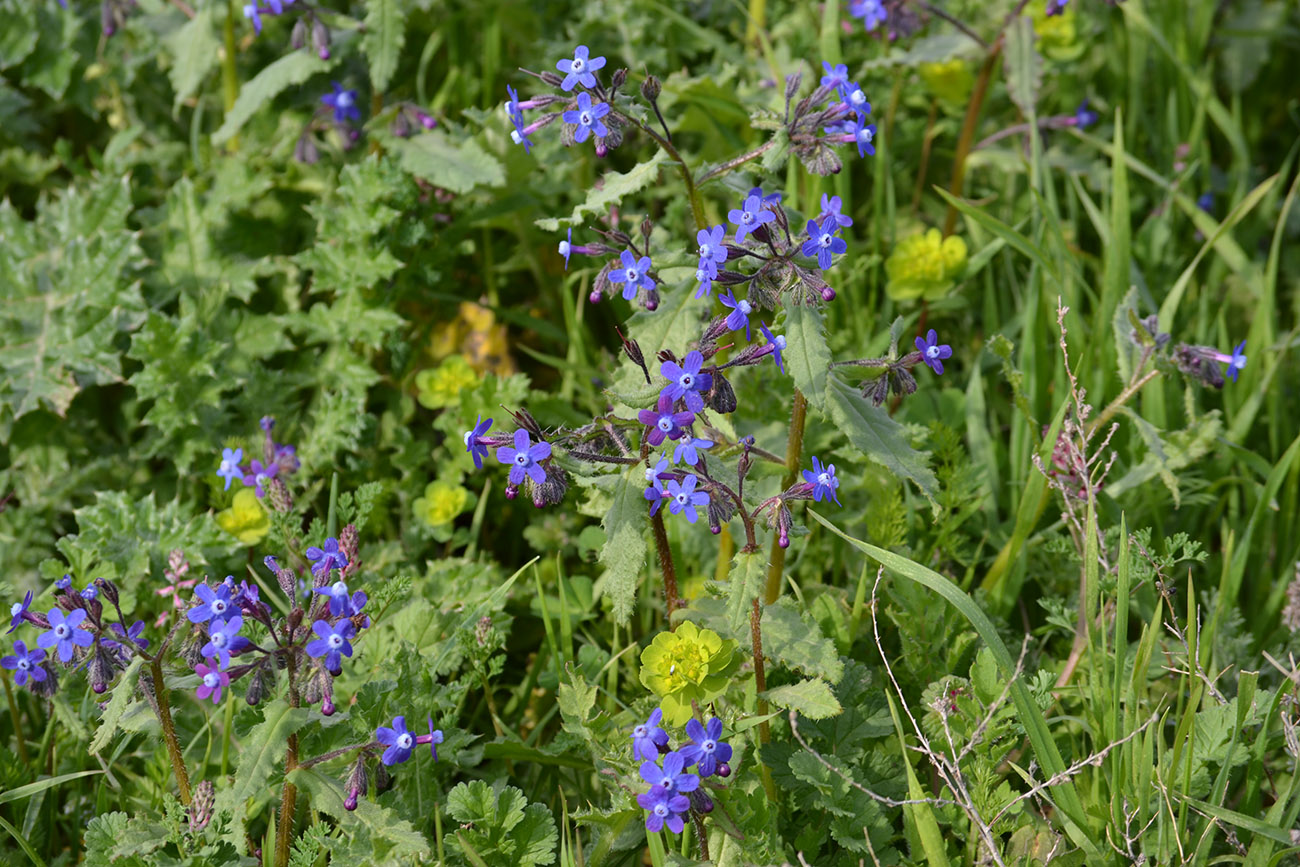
<box><xmin>741</xmin><ymin>211</ymin><xmax>754</xmax><ymax>224</ymax></box>
<box><xmin>654</xmin><ymin>804</ymin><xmax>669</xmax><ymax>817</ymax></box>
<box><xmin>625</xmin><ymin>267</ymin><xmax>639</xmax><ymax>281</ymax></box>
<box><xmin>675</xmin><ymin>493</ymin><xmax>689</xmax><ymax>506</ymax></box>
<box><xmin>645</xmin><ymin>467</ymin><xmax>659</xmax><ymax>483</ymax></box>
<box><xmin>396</xmin><ymin>732</ymin><xmax>414</xmax><ymax>750</ymax></box>
<box><xmin>55</xmin><ymin>625</ymin><xmax>69</xmax><ymax>639</ymax></box>
<box><xmin>703</xmin><ymin>739</ymin><xmax>716</xmax><ymax>752</ymax></box>
<box><xmin>738</xmin><ymin>300</ymin><xmax>752</xmax><ymax>315</ymax></box>
<box><xmin>10</xmin><ymin>602</ymin><xmax>20</xmax><ymax>617</ymax></box>
<box><xmin>699</xmin><ymin>243</ymin><xmax>712</xmax><ymax>259</ymax></box>
<box><xmin>17</xmin><ymin>659</ymin><xmax>30</xmax><ymax>671</ymax></box>
<box><xmin>514</xmin><ymin>453</ymin><xmax>531</xmax><ymax>467</ymax></box>
<box><xmin>558</xmin><ymin>240</ymin><xmax>571</xmax><ymax>256</ymax></box>
<box><xmin>818</xmin><ymin>234</ymin><xmax>832</xmax><ymax>248</ymax></box>
<box><xmin>776</xmin><ymin>336</ymin><xmax>787</xmax><ymax>350</ymax></box>
<box><xmin>211</xmin><ymin>632</ymin><xmax>228</xmax><ymax>648</ymax></box>
<box><xmin>510</xmin><ymin>130</ymin><xmax>523</xmax><ymax>144</ymax></box>
<box><xmin>332</xmin><ymin>581</ymin><xmax>348</xmax><ymax>597</ymax></box>
<box><xmin>859</xmin><ymin>127</ymin><xmax>874</xmax><ymax>144</ymax></box>
<box><xmin>657</xmin><ymin>417</ymin><xmax>673</xmax><ymax>433</ymax></box>
<box><xmin>817</xmin><ymin>472</ymin><xmax>832</xmax><ymax>486</ymax></box>
<box><xmin>464</xmin><ymin>430</ymin><xmax>474</xmax><ymax>447</ymax></box>
<box><xmin>696</xmin><ymin>269</ymin><xmax>708</xmax><ymax>282</ymax></box>
<box><xmin>203</xmin><ymin>672</ymin><xmax>221</xmax><ymax>689</ymax></box>
<box><xmin>634</xmin><ymin>725</ymin><xmax>647</xmax><ymax>737</ymax></box>
<box><xmin>328</xmin><ymin>634</ymin><xmax>343</xmax><ymax>649</ymax></box>
<box><xmin>850</xmin><ymin>89</ymin><xmax>866</xmax><ymax>107</ymax></box>
<box><xmin>336</xmin><ymin>91</ymin><xmax>353</xmax><ymax>109</ymax></box>
<box><xmin>220</xmin><ymin>459</ymin><xmax>234</xmax><ymax>473</ymax></box>
<box><xmin>571</xmin><ymin>57</ymin><xmax>585</xmax><ymax>72</ymax></box>
<box><xmin>679</xmin><ymin>373</ymin><xmax>694</xmax><ymax>389</ymax></box>
<box><xmin>580</xmin><ymin>111</ymin><xmax>593</xmax><ymax>126</ymax></box>
<box><xmin>212</xmin><ymin>599</ymin><xmax>227</xmax><ymax>615</ymax></box>
<box><xmin>926</xmin><ymin>345</ymin><xmax>940</xmax><ymax>359</ymax></box>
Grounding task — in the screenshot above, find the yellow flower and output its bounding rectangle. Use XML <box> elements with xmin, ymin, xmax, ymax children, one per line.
<box><xmin>1030</xmin><ymin>3</ymin><xmax>1085</xmax><ymax>62</ymax></box>
<box><xmin>918</xmin><ymin>59</ymin><xmax>974</xmax><ymax>108</ymax></box>
<box><xmin>416</xmin><ymin>355</ymin><xmax>479</xmax><ymax>410</ymax></box>
<box><xmin>215</xmin><ymin>489</ymin><xmax>270</xmax><ymax>546</ymax></box>
<box><xmin>413</xmin><ymin>480</ymin><xmax>470</xmax><ymax>528</ymax></box>
<box><xmin>429</xmin><ymin>302</ymin><xmax>515</xmax><ymax>377</ymax></box>
<box><xmin>639</xmin><ymin>621</ymin><xmax>738</xmax><ymax>726</ymax></box>
<box><xmin>885</xmin><ymin>228</ymin><xmax>968</xmax><ymax>302</ymax></box>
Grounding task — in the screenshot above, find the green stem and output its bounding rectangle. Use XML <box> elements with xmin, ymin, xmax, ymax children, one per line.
<box><xmin>618</xmin><ymin>111</ymin><xmax>706</xmax><ymax>231</ymax></box>
<box><xmin>2</xmin><ymin>674</ymin><xmax>29</xmax><ymax>765</ymax></box>
<box><xmin>151</xmin><ymin>656</ymin><xmax>193</xmax><ymax>805</ymax></box>
<box><xmin>941</xmin><ymin>40</ymin><xmax>1002</xmax><ymax>238</ymax></box>
<box><xmin>744</xmin><ymin>0</ymin><xmax>766</xmax><ymax>47</ymax></box>
<box><xmin>763</xmin><ymin>389</ymin><xmax>808</xmax><ymax>605</ymax></box>
<box><xmin>274</xmin><ymin>653</ymin><xmax>300</xmax><ymax>867</ymax></box>
<box><xmin>695</xmin><ymin>141</ymin><xmax>776</xmax><ymax>187</ymax></box>
<box><xmin>221</xmin><ymin>0</ymin><xmax>241</xmax><ymax>152</ymax></box>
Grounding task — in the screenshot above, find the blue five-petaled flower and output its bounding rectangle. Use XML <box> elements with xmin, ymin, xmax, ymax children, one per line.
<box><xmin>1</xmin><ymin>640</ymin><xmax>46</xmax><ymax>686</ymax></box>
<box><xmin>562</xmin><ymin>92</ymin><xmax>610</xmax><ymax>143</ymax></box>
<box><xmin>556</xmin><ymin>45</ymin><xmax>606</xmax><ymax>91</ymax></box>
<box><xmin>496</xmin><ymin>429</ymin><xmax>552</xmax><ymax>485</ymax></box>
<box><xmin>640</xmin><ymin>750</ymin><xmax>700</xmax><ymax>798</ymax></box>
<box><xmin>760</xmin><ymin>322</ymin><xmax>787</xmax><ymax>373</ymax></box>
<box><xmin>321</xmin><ymin>82</ymin><xmax>361</xmax><ymax>124</ymax></box>
<box><xmin>464</xmin><ymin>414</ymin><xmax>494</xmax><ymax>469</ymax></box>
<box><xmin>1222</xmin><ymin>340</ymin><xmax>1247</xmax><ymax>382</ymax></box>
<box><xmin>674</xmin><ymin>437</ymin><xmax>713</xmax><ymax>468</ymax></box>
<box><xmin>665</xmin><ymin>475</ymin><xmax>709</xmax><ymax>523</ymax></box>
<box><xmin>718</xmin><ymin>291</ymin><xmax>754</xmax><ymax>340</ymax></box>
<box><xmin>314</xmin><ymin>579</ymin><xmax>358</xmax><ymax>617</ymax></box>
<box><xmin>8</xmin><ymin>591</ymin><xmax>32</xmax><ymax>633</ymax></box>
<box><xmin>679</xmin><ymin>716</ymin><xmax>733</xmax><ymax>777</ymax></box>
<box><xmin>694</xmin><ymin>225</ymin><xmax>728</xmax><ymax>298</ymax></box>
<box><xmin>728</xmin><ymin>194</ymin><xmax>776</xmax><ymax>244</ymax></box>
<box><xmin>377</xmin><ymin>715</ymin><xmax>416</xmax><ymax>765</ymax></box>
<box><xmin>217</xmin><ymin>447</ymin><xmax>243</xmax><ymax>491</ymax></box>
<box><xmin>38</xmin><ymin>609</ymin><xmax>92</xmax><ymax>663</ymax></box>
<box><xmin>306</xmin><ymin>537</ymin><xmax>349</xmax><ymax>578</ymax></box>
<box><xmin>802</xmin><ymin>217</ymin><xmax>848</xmax><ymax>269</ymax></box>
<box><xmin>660</xmin><ymin>351</ymin><xmax>713</xmax><ymax>413</ymax></box>
<box><xmin>202</xmin><ymin>616</ymin><xmax>247</xmax><ymax>670</ymax></box>
<box><xmin>802</xmin><ymin>456</ymin><xmax>842</xmax><ymax>506</ymax></box>
<box><xmin>915</xmin><ymin>329</ymin><xmax>953</xmax><ymax>375</ymax></box>
<box><xmin>505</xmin><ymin>84</ymin><xmax>532</xmax><ymax>154</ymax></box>
<box><xmin>306</xmin><ymin>619</ymin><xmax>355</xmax><ymax>673</ymax></box>
<box><xmin>610</xmin><ymin>249</ymin><xmax>654</xmax><ymax>300</ymax></box>
<box><xmin>187</xmin><ymin>583</ymin><xmax>235</xmax><ymax>624</ymax></box>
<box><xmin>638</xmin><ymin>395</ymin><xmax>695</xmax><ymax>447</ymax></box>
<box><xmin>631</xmin><ymin>707</ymin><xmax>669</xmax><ymax>761</ymax></box>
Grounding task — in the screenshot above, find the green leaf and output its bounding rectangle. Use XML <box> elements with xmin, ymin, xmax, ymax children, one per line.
<box><xmin>387</xmin><ymin>131</ymin><xmax>505</xmax><ymax>193</ymax></box>
<box><xmin>0</xmin><ymin>0</ymin><xmax>38</xmax><ymax>70</ymax></box>
<box><xmin>362</xmin><ymin>0</ymin><xmax>408</xmax><ymax>93</ymax></box>
<box><xmin>782</xmin><ymin>300</ymin><xmax>831</xmax><ymax>404</ymax></box>
<box><xmin>214</xmin><ymin>699</ymin><xmax>311</xmax><ymax>847</ymax></box>
<box><xmin>824</xmin><ymin>377</ymin><xmax>937</xmax><ymax>502</ymax></box>
<box><xmin>761</xmin><ymin>600</ymin><xmax>844</xmax><ymax>683</ymax></box>
<box><xmin>212</xmin><ymin>51</ymin><xmax>335</xmax><ymax>146</ymax></box>
<box><xmin>807</xmin><ymin>510</ymin><xmax>1103</xmax><ymax>860</ymax></box>
<box><xmin>447</xmin><ymin>780</ymin><xmax>558</xmax><ymax>867</ymax></box>
<box><xmin>0</xmin><ymin>769</ymin><xmax>104</xmax><ymax>806</ymax></box>
<box><xmin>1003</xmin><ymin>15</ymin><xmax>1041</xmax><ymax>118</ymax></box>
<box><xmin>288</xmin><ymin>767</ymin><xmax>431</xmax><ymax>859</ymax></box>
<box><xmin>723</xmin><ymin>551</ymin><xmax>765</xmax><ymax>634</ymax></box>
<box><xmin>558</xmin><ymin>668</ymin><xmax>598</xmax><ymax>740</ymax></box>
<box><xmin>599</xmin><ymin>464</ymin><xmax>647</xmax><ymax>626</ymax></box>
<box><xmin>89</xmin><ymin>656</ymin><xmax>142</xmax><ymax>755</ymax></box>
<box><xmin>762</xmin><ymin>678</ymin><xmax>842</xmax><ymax>719</ymax></box>
<box><xmin>166</xmin><ymin>8</ymin><xmax>220</xmax><ymax>113</ymax></box>
<box><xmin>82</xmin><ymin>811</ymin><xmax>169</xmax><ymax>864</ymax></box>
<box><xmin>1107</xmin><ymin>408</ymin><xmax>1222</xmax><ymax>506</ymax></box>
<box><xmin>534</xmin><ymin>151</ymin><xmax>669</xmax><ymax>231</ymax></box>
<box><xmin>932</xmin><ymin>187</ymin><xmax>1058</xmax><ymax>280</ymax></box>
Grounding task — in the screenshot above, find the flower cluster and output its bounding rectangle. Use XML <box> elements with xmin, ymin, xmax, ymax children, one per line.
<box><xmin>505</xmin><ymin>45</ymin><xmax>629</xmax><ymax>158</ymax></box>
<box><xmin>833</xmin><ymin>324</ymin><xmax>955</xmax><ymax>407</ymax></box>
<box><xmin>214</xmin><ymin>416</ymin><xmax>300</xmax><ymax>503</ymax></box>
<box><xmin>632</xmin><ymin>714</ymin><xmax>733</xmax><ymax>833</ymax></box>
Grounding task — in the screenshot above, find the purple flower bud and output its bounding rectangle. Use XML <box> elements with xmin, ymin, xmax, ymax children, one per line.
<box><xmin>821</xmin><ymin>286</ymin><xmax>836</xmax><ymax>301</ymax></box>
<box><xmin>717</xmin><ymin>762</ymin><xmax>731</xmax><ymax>778</ymax></box>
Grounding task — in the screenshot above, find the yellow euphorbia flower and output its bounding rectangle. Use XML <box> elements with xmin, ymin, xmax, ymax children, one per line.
<box><xmin>885</xmin><ymin>228</ymin><xmax>968</xmax><ymax>302</ymax></box>
<box><xmin>415</xmin><ymin>355</ymin><xmax>479</xmax><ymax>410</ymax></box>
<box><xmin>918</xmin><ymin>59</ymin><xmax>974</xmax><ymax>107</ymax></box>
<box><xmin>639</xmin><ymin>621</ymin><xmax>738</xmax><ymax>726</ymax></box>
<box><xmin>413</xmin><ymin>480</ymin><xmax>470</xmax><ymax>528</ymax></box>
<box><xmin>215</xmin><ymin>488</ymin><xmax>270</xmax><ymax>546</ymax></box>
<box><xmin>1030</xmin><ymin>3</ymin><xmax>1085</xmax><ymax>62</ymax></box>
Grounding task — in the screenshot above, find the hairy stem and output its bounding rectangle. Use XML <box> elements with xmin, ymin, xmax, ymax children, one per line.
<box><xmin>1088</xmin><ymin>369</ymin><xmax>1161</xmax><ymax>437</ymax></box>
<box><xmin>2</xmin><ymin>674</ymin><xmax>28</xmax><ymax>765</ymax></box>
<box><xmin>696</xmin><ymin>141</ymin><xmax>776</xmax><ymax>187</ymax></box>
<box><xmin>274</xmin><ymin>654</ymin><xmax>301</xmax><ymax>867</ymax></box>
<box><xmin>650</xmin><ymin>510</ymin><xmax>681</xmax><ymax>623</ymax></box>
<box><xmin>763</xmin><ymin>389</ymin><xmax>808</xmax><ymax>604</ymax></box>
<box><xmin>622</xmin><ymin>112</ymin><xmax>706</xmax><ymax>231</ymax></box>
<box><xmin>150</xmin><ymin>656</ymin><xmax>192</xmax><ymax>805</ymax></box>
<box><xmin>941</xmin><ymin>41</ymin><xmax>1002</xmax><ymax>237</ymax></box>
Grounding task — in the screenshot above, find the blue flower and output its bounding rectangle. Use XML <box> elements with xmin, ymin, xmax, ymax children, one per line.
<box><xmin>314</xmin><ymin>579</ymin><xmax>358</xmax><ymax>617</ymax></box>
<box><xmin>631</xmin><ymin>707</ymin><xmax>669</xmax><ymax>761</ymax></box>
<box><xmin>1197</xmin><ymin>192</ymin><xmax>1215</xmax><ymax>214</ymax></box>
<box><xmin>104</xmin><ymin>620</ymin><xmax>150</xmax><ymax>652</ymax></box>
<box><xmin>665</xmin><ymin>475</ymin><xmax>709</xmax><ymax>523</ymax></box>
<box><xmin>376</xmin><ymin>715</ymin><xmax>416</xmax><ymax>765</ymax></box>
<box><xmin>638</xmin><ymin>395</ymin><xmax>695</xmax><ymax>447</ymax></box>
<box><xmin>80</xmin><ymin>585</ymin><xmax>98</xmax><ymax>602</ymax></box>
<box><xmin>497</xmin><ymin>430</ymin><xmax>552</xmax><ymax>485</ymax></box>
<box><xmin>802</xmin><ymin>217</ymin><xmax>848</xmax><ymax>270</ymax></box>
<box><xmin>562</xmin><ymin>92</ymin><xmax>610</xmax><ymax>143</ymax></box>
<box><xmin>673</xmin><ymin>437</ymin><xmax>713</xmax><ymax>468</ymax></box>
<box><xmin>644</xmin><ymin>455</ymin><xmax>672</xmax><ymax>491</ymax></box>
<box><xmin>187</xmin><ymin>583</ymin><xmax>235</xmax><ymax>624</ymax></box>
<box><xmin>217</xmin><ymin>447</ymin><xmax>244</xmax><ymax>491</ymax></box>
<box><xmin>849</xmin><ymin>0</ymin><xmax>887</xmax><ymax>31</ymax></box>
<box><xmin>841</xmin><ymin>81</ymin><xmax>870</xmax><ymax>117</ymax></box>
<box><xmin>852</xmin><ymin>116</ymin><xmax>877</xmax><ymax>158</ymax></box>
<box><xmin>644</xmin><ymin>483</ymin><xmax>668</xmax><ymax>516</ymax></box>
<box><xmin>1221</xmin><ymin>340</ymin><xmax>1247</xmax><ymax>382</ymax></box>
<box><xmin>37</xmin><ymin>609</ymin><xmax>92</xmax><ymax>663</ymax></box>
<box><xmin>55</xmin><ymin>575</ymin><xmax>71</xmax><ymax>591</ymax></box>
<box><xmin>464</xmin><ymin>414</ymin><xmax>494</xmax><ymax>469</ymax></box>
<box><xmin>748</xmin><ymin>186</ymin><xmax>782</xmax><ymax>205</ymax></box>
<box><xmin>306</xmin><ymin>538</ymin><xmax>349</xmax><ymax>578</ymax></box>
<box><xmin>802</xmin><ymin>456</ymin><xmax>841</xmax><ymax>505</ymax></box>
<box><xmin>242</xmin><ymin>459</ymin><xmax>278</xmax><ymax>498</ymax></box>
<box><xmin>202</xmin><ymin>616</ymin><xmax>248</xmax><ymax>669</ymax></box>
<box><xmin>306</xmin><ymin>619</ymin><xmax>355</xmax><ymax>673</ymax></box>
<box><xmin>610</xmin><ymin>249</ymin><xmax>654</xmax><ymax>300</ymax></box>
<box><xmin>760</xmin><ymin>322</ymin><xmax>787</xmax><ymax>373</ymax></box>
<box><xmin>819</xmin><ymin>194</ymin><xmax>853</xmax><ymax>229</ymax></box>
<box><xmin>637</xmin><ymin>784</ymin><xmax>690</xmax><ymax>834</ymax></box>
<box><xmin>506</xmin><ymin>84</ymin><xmax>532</xmax><ymax>154</ymax></box>
<box><xmin>820</xmin><ymin>62</ymin><xmax>849</xmax><ymax>91</ymax></box>
<box><xmin>242</xmin><ymin>1</ymin><xmax>263</xmax><ymax>32</ymax></box>
<box><xmin>915</xmin><ymin>329</ymin><xmax>953</xmax><ymax>375</ymax></box>
<box><xmin>556</xmin><ymin>45</ymin><xmax>606</xmax><ymax>91</ymax></box>
<box><xmin>728</xmin><ymin>194</ymin><xmax>776</xmax><ymax>244</ymax></box>
<box><xmin>679</xmin><ymin>716</ymin><xmax>733</xmax><ymax>777</ymax></box>
<box><xmin>321</xmin><ymin>82</ymin><xmax>361</xmax><ymax>124</ymax></box>
<box><xmin>421</xmin><ymin>718</ymin><xmax>444</xmax><ymax>760</ymax></box>
<box><xmin>640</xmin><ymin>750</ymin><xmax>700</xmax><ymax>797</ymax></box>
<box><xmin>695</xmin><ymin>224</ymin><xmax>727</xmax><ymax>277</ymax></box>
<box><xmin>1074</xmin><ymin>98</ymin><xmax>1098</xmax><ymax>130</ymax></box>
<box><xmin>1046</xmin><ymin>0</ymin><xmax>1069</xmax><ymax>16</ymax></box>
<box><xmin>559</xmin><ymin>228</ymin><xmax>573</xmax><ymax>269</ymax></box>
<box><xmin>8</xmin><ymin>591</ymin><xmax>32</xmax><ymax>633</ymax></box>
<box><xmin>660</xmin><ymin>351</ymin><xmax>713</xmax><ymax>413</ymax></box>
<box><xmin>1</xmin><ymin>641</ymin><xmax>47</xmax><ymax>687</ymax></box>
<box><xmin>718</xmin><ymin>291</ymin><xmax>754</xmax><ymax>340</ymax></box>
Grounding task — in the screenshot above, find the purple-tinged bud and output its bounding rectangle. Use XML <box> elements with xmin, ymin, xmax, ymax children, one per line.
<box><xmin>418</xmin><ymin>112</ymin><xmax>437</xmax><ymax>129</ymax></box>
<box><xmin>89</xmin><ymin>645</ymin><xmax>115</xmax><ymax>694</ymax></box>
<box><xmin>31</xmin><ymin>664</ymin><xmax>58</xmax><ymax>698</ymax></box>
<box><xmin>690</xmin><ymin>790</ymin><xmax>714</xmax><ymax>813</ymax></box>
<box><xmin>539</xmin><ymin>71</ymin><xmax>564</xmax><ymax>88</ymax></box>
<box><xmin>705</xmin><ymin>371</ymin><xmax>737</xmax><ymax>414</ymax></box>
<box><xmin>311</xmin><ymin>18</ymin><xmax>330</xmax><ymax>58</ymax></box>
<box><xmin>641</xmin><ymin>74</ymin><xmax>662</xmax><ymax>102</ymax></box>
<box><xmin>344</xmin><ymin>788</ymin><xmax>359</xmax><ymax>811</ymax></box>
<box><xmin>505</xmin><ymin>484</ymin><xmax>519</xmax><ymax>500</ymax></box>
<box><xmin>290</xmin><ymin>18</ymin><xmax>307</xmax><ymax>50</ymax></box>
<box><xmin>245</xmin><ymin>663</ymin><xmax>271</xmax><ymax>706</ymax></box>
<box><xmin>776</xmin><ymin>505</ymin><xmax>792</xmax><ymax>549</ymax></box>
<box><xmin>714</xmin><ymin>270</ymin><xmax>750</xmax><ymax>285</ymax></box>
<box><xmin>588</xmin><ymin>290</ymin><xmax>602</xmax><ymax>305</ymax></box>
<box><xmin>190</xmin><ymin>780</ymin><xmax>216</xmax><ymax>832</ymax></box>
<box><xmin>266</xmin><ymin>477</ymin><xmax>292</xmax><ymax>513</ymax></box>
<box><xmin>56</xmin><ymin>593</ymin><xmax>80</xmax><ymax>614</ymax></box>
<box><xmin>93</xmin><ymin>681</ymin><xmax>107</xmax><ymax>694</ymax></box>
<box><xmin>821</xmin><ymin>286</ymin><xmax>836</xmax><ymax>302</ymax></box>
<box><xmin>339</xmin><ymin>524</ymin><xmax>360</xmax><ymax>577</ymax></box>
<box><xmin>391</xmin><ymin>112</ymin><xmax>412</xmax><ymax>138</ymax></box>
<box><xmin>319</xmin><ymin>47</ymin><xmax>331</xmax><ymax>60</ymax></box>
<box><xmin>322</xmin><ymin>694</ymin><xmax>335</xmax><ymax>716</ymax></box>
<box><xmin>717</xmin><ymin>762</ymin><xmax>731</xmax><ymax>778</ymax></box>
<box><xmin>346</xmin><ymin>756</ymin><xmax>369</xmax><ymax>806</ymax></box>
<box><xmin>294</xmin><ymin>134</ymin><xmax>320</xmax><ymax>165</ymax></box>
<box><xmin>644</xmin><ymin>289</ymin><xmax>660</xmax><ymax>311</ymax></box>
<box><xmin>595</xmin><ymin>144</ymin><xmax>609</xmax><ymax>158</ymax></box>
<box><xmin>101</xmin><ymin>1</ymin><xmax>115</xmax><ymax>35</ymax></box>
<box><xmin>610</xmin><ymin>67</ymin><xmax>628</xmax><ymax>91</ymax></box>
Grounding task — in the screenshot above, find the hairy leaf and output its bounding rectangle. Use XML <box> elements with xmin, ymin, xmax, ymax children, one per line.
<box><xmin>763</xmin><ymin>678</ymin><xmax>842</xmax><ymax>719</ymax></box>
<box><xmin>534</xmin><ymin>151</ymin><xmax>668</xmax><ymax>231</ymax></box>
<box><xmin>824</xmin><ymin>377</ymin><xmax>937</xmax><ymax>502</ymax></box>
<box><xmin>212</xmin><ymin>51</ymin><xmax>335</xmax><ymax>146</ymax></box>
<box><xmin>362</xmin><ymin>0</ymin><xmax>408</xmax><ymax>93</ymax></box>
